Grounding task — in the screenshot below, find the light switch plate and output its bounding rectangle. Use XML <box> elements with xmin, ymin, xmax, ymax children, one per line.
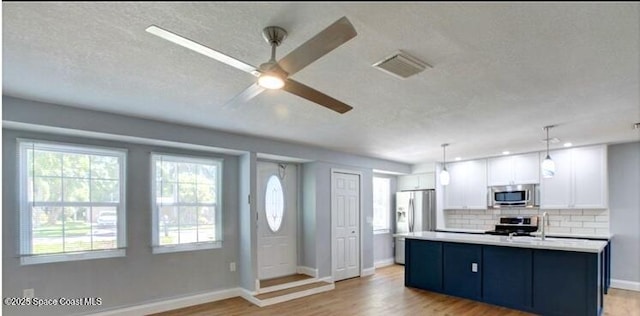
<box><xmin>471</xmin><ymin>263</ymin><xmax>478</xmax><ymax>273</ymax></box>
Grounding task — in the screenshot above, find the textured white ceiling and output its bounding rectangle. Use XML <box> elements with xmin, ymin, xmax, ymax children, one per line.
<box><xmin>3</xmin><ymin>2</ymin><xmax>639</xmax><ymax>164</ymax></box>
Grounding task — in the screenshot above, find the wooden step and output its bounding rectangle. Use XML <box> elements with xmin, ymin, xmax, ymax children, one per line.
<box><xmin>260</xmin><ymin>273</ymin><xmax>313</xmax><ymax>288</ymax></box>
<box><xmin>249</xmin><ymin>280</ymin><xmax>334</xmax><ymax>307</ymax></box>
<box><xmin>257</xmin><ymin>274</ymin><xmax>318</xmax><ymax>294</ymax></box>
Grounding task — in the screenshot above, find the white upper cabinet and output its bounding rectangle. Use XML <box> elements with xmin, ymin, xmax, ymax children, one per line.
<box><xmin>444</xmin><ymin>159</ymin><xmax>487</xmax><ymax>209</ymax></box>
<box><xmin>488</xmin><ymin>152</ymin><xmax>540</xmax><ymax>186</ymax></box>
<box><xmin>540</xmin><ymin>145</ymin><xmax>607</xmax><ymax>209</ymax></box>
<box><xmin>539</xmin><ymin>149</ymin><xmax>572</xmax><ymax>208</ymax></box>
<box><xmin>572</xmin><ymin>146</ymin><xmax>607</xmax><ymax>208</ymax></box>
<box><xmin>398</xmin><ymin>172</ymin><xmax>435</xmax><ymax>191</ymax></box>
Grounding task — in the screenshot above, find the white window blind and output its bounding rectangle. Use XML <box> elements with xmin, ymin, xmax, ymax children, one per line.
<box><xmin>151</xmin><ymin>153</ymin><xmax>223</xmax><ymax>253</ymax></box>
<box><xmin>373</xmin><ymin>177</ymin><xmax>391</xmax><ymax>233</ymax></box>
<box><xmin>18</xmin><ymin>140</ymin><xmax>127</xmax><ymax>265</ymax></box>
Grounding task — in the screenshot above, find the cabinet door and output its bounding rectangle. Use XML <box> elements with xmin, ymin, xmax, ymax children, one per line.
<box><xmin>417</xmin><ymin>173</ymin><xmax>435</xmax><ymax>190</ymax></box>
<box><xmin>443</xmin><ymin>242</ymin><xmax>482</xmax><ymax>300</ymax></box>
<box><xmin>465</xmin><ymin>159</ymin><xmax>488</xmax><ymax>209</ymax></box>
<box><xmin>513</xmin><ymin>152</ymin><xmax>540</xmax><ymax>184</ymax></box>
<box><xmin>405</xmin><ymin>239</ymin><xmax>443</xmax><ymax>291</ymax></box>
<box><xmin>483</xmin><ymin>246</ymin><xmax>533</xmax><ymax>310</ymax></box>
<box><xmin>532</xmin><ymin>249</ymin><xmax>600</xmax><ymax>316</ymax></box>
<box><xmin>573</xmin><ymin>146</ymin><xmax>607</xmax><ymax>209</ymax></box>
<box><xmin>444</xmin><ymin>162</ymin><xmax>466</xmax><ymax>209</ymax></box>
<box><xmin>488</xmin><ymin>156</ymin><xmax>513</xmax><ymax>186</ymax></box>
<box><xmin>540</xmin><ymin>149</ymin><xmax>572</xmax><ymax>209</ymax></box>
<box><xmin>398</xmin><ymin>174</ymin><xmax>420</xmax><ymax>191</ymax></box>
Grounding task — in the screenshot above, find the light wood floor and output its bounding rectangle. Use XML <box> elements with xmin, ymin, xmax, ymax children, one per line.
<box><xmin>152</xmin><ymin>265</ymin><xmax>640</xmax><ymax>316</ymax></box>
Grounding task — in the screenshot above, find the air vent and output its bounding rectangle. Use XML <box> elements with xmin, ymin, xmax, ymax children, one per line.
<box><xmin>541</xmin><ymin>138</ymin><xmax>560</xmax><ymax>144</ymax></box>
<box><xmin>372</xmin><ymin>51</ymin><xmax>431</xmax><ymax>79</ymax></box>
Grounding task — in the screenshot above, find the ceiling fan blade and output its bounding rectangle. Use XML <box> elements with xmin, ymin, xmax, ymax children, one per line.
<box><xmin>278</xmin><ymin>17</ymin><xmax>357</xmax><ymax>76</ymax></box>
<box><xmin>283</xmin><ymin>79</ymin><xmax>353</xmax><ymax>114</ymax></box>
<box><xmin>146</xmin><ymin>25</ymin><xmax>260</xmax><ymax>77</ymax></box>
<box><xmin>223</xmin><ymin>83</ymin><xmax>266</xmax><ymax>109</ymax></box>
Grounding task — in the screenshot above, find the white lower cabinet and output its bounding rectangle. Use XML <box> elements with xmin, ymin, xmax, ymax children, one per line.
<box><xmin>443</xmin><ymin>159</ymin><xmax>487</xmax><ymax>209</ymax></box>
<box><xmin>540</xmin><ymin>145</ymin><xmax>607</xmax><ymax>209</ymax></box>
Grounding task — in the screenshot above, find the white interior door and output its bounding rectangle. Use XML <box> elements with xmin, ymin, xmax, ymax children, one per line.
<box><xmin>332</xmin><ymin>171</ymin><xmax>360</xmax><ymax>281</ymax></box>
<box><xmin>257</xmin><ymin>162</ymin><xmax>297</xmax><ymax>280</ymax></box>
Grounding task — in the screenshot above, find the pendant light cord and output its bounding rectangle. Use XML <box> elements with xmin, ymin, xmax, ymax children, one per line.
<box><xmin>442</xmin><ymin>144</ymin><xmax>448</xmax><ymax>170</ymax></box>
<box><xmin>546</xmin><ymin>126</ymin><xmax>549</xmax><ymax>156</ymax></box>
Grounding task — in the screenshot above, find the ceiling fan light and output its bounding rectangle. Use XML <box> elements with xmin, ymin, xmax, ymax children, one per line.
<box><xmin>258</xmin><ymin>74</ymin><xmax>285</xmax><ymax>89</ymax></box>
<box><xmin>541</xmin><ymin>155</ymin><xmax>556</xmax><ymax>178</ymax></box>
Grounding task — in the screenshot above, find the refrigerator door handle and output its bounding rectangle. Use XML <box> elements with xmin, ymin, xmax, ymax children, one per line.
<box><xmin>408</xmin><ymin>197</ymin><xmax>415</xmax><ymax>232</ymax></box>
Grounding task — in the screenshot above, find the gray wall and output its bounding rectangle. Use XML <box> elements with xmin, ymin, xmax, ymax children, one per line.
<box><xmin>608</xmin><ymin>141</ymin><xmax>640</xmax><ymax>283</ymax></box>
<box><xmin>238</xmin><ymin>153</ymin><xmax>257</xmax><ymax>291</ymax></box>
<box><xmin>3</xmin><ymin>96</ymin><xmax>410</xmax><ymax>174</ymax></box>
<box><xmin>301</xmin><ymin>163</ymin><xmax>317</xmax><ymax>269</ymax></box>
<box><xmin>2</xmin><ymin>129</ymin><xmax>240</xmax><ymax>316</ymax></box>
<box><xmin>372</xmin><ymin>174</ymin><xmax>397</xmax><ymax>264</ymax></box>
<box><xmin>2</xmin><ymin>96</ymin><xmax>411</xmax><ymax>314</ymax></box>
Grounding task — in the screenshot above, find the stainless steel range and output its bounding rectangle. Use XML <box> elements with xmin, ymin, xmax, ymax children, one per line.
<box><xmin>485</xmin><ymin>216</ymin><xmax>538</xmax><ymax>236</ymax></box>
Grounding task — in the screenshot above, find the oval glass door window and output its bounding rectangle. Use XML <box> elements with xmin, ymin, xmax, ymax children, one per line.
<box><xmin>265</xmin><ymin>175</ymin><xmax>284</xmax><ymax>232</ymax></box>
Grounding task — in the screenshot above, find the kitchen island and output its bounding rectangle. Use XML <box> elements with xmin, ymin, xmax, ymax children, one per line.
<box><xmin>400</xmin><ymin>231</ymin><xmax>607</xmax><ymax>316</ymax></box>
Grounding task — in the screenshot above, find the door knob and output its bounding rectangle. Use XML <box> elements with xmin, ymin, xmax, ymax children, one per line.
<box><xmin>351</xmin><ymin>230</ymin><xmax>355</xmax><ymax>233</ymax></box>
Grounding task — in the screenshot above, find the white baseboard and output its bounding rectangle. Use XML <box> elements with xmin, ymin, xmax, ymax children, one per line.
<box><xmin>297</xmin><ymin>266</ymin><xmax>318</xmax><ymax>278</ymax></box>
<box><xmin>611</xmin><ymin>279</ymin><xmax>640</xmax><ymax>292</ymax></box>
<box><xmin>90</xmin><ymin>288</ymin><xmax>241</xmax><ymax>316</ymax></box>
<box><xmin>374</xmin><ymin>258</ymin><xmax>395</xmax><ymax>268</ymax></box>
<box><xmin>239</xmin><ymin>288</ymin><xmax>263</xmax><ymax>307</ymax></box>
<box><xmin>361</xmin><ymin>267</ymin><xmax>375</xmax><ymax>277</ymax></box>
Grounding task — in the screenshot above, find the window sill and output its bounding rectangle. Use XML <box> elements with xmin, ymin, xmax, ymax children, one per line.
<box><xmin>20</xmin><ymin>249</ymin><xmax>126</xmax><ymax>265</ymax></box>
<box><xmin>153</xmin><ymin>241</ymin><xmax>222</xmax><ymax>254</ymax></box>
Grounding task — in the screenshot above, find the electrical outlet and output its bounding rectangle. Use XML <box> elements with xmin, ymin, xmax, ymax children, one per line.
<box><xmin>23</xmin><ymin>289</ymin><xmax>34</xmax><ymax>298</ymax></box>
<box><xmin>471</xmin><ymin>263</ymin><xmax>478</xmax><ymax>273</ymax></box>
<box><xmin>229</xmin><ymin>262</ymin><xmax>236</xmax><ymax>272</ymax></box>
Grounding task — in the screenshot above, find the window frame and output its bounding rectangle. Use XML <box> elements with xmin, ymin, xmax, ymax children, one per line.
<box><xmin>18</xmin><ymin>139</ymin><xmax>127</xmax><ymax>265</ymax></box>
<box><xmin>372</xmin><ymin>177</ymin><xmax>392</xmax><ymax>234</ymax></box>
<box><xmin>264</xmin><ymin>174</ymin><xmax>285</xmax><ymax>233</ymax></box>
<box><xmin>151</xmin><ymin>153</ymin><xmax>223</xmax><ymax>254</ymax></box>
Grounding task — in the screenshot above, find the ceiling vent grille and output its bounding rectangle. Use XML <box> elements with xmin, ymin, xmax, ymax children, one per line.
<box><xmin>372</xmin><ymin>51</ymin><xmax>431</xmax><ymax>79</ymax></box>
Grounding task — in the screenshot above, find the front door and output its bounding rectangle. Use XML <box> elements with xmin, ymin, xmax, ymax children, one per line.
<box><xmin>332</xmin><ymin>171</ymin><xmax>361</xmax><ymax>281</ymax></box>
<box><xmin>257</xmin><ymin>162</ymin><xmax>297</xmax><ymax>280</ymax></box>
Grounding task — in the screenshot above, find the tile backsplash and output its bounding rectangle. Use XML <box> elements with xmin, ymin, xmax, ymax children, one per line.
<box><xmin>445</xmin><ymin>208</ymin><xmax>610</xmax><ymax>235</ymax></box>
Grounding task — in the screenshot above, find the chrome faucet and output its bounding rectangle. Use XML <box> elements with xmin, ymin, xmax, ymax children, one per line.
<box><xmin>540</xmin><ymin>212</ymin><xmax>549</xmax><ymax>240</ymax></box>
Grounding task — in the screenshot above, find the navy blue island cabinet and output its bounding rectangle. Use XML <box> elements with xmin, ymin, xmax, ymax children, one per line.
<box><xmin>405</xmin><ymin>238</ymin><xmax>603</xmax><ymax>316</ymax></box>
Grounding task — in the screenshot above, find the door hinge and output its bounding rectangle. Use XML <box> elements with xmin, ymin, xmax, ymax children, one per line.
<box><xmin>248</xmin><ymin>194</ymin><xmax>251</xmax><ymax>204</ymax></box>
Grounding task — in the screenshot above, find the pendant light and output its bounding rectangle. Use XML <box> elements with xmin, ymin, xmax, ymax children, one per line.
<box><xmin>440</xmin><ymin>143</ymin><xmax>450</xmax><ymax>186</ymax></box>
<box><xmin>541</xmin><ymin>125</ymin><xmax>556</xmax><ymax>178</ymax></box>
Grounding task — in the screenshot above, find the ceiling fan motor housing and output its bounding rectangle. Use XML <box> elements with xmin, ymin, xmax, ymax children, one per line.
<box><xmin>262</xmin><ymin>26</ymin><xmax>287</xmax><ymax>46</ymax></box>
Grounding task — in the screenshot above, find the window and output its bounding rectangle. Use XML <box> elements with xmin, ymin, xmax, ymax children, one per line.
<box><xmin>152</xmin><ymin>153</ymin><xmax>222</xmax><ymax>253</ymax></box>
<box><xmin>18</xmin><ymin>140</ymin><xmax>127</xmax><ymax>265</ymax></box>
<box><xmin>373</xmin><ymin>177</ymin><xmax>391</xmax><ymax>233</ymax></box>
<box><xmin>265</xmin><ymin>175</ymin><xmax>284</xmax><ymax>232</ymax></box>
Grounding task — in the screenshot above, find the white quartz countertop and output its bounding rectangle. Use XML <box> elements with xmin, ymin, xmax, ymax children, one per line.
<box><xmin>396</xmin><ymin>231</ymin><xmax>607</xmax><ymax>253</ymax></box>
<box><xmin>530</xmin><ymin>231</ymin><xmax>614</xmax><ymax>240</ymax></box>
<box><xmin>435</xmin><ymin>228</ymin><xmax>486</xmax><ymax>234</ymax></box>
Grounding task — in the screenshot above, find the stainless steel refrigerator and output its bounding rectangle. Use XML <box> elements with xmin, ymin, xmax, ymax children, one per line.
<box><xmin>395</xmin><ymin>190</ymin><xmax>436</xmax><ymax>264</ymax></box>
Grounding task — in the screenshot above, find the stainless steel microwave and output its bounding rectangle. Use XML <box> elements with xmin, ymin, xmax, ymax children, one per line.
<box><xmin>488</xmin><ymin>184</ymin><xmax>539</xmax><ymax>208</ymax></box>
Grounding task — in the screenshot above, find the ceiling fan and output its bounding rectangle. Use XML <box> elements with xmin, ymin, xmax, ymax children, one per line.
<box><xmin>146</xmin><ymin>16</ymin><xmax>357</xmax><ymax>114</ymax></box>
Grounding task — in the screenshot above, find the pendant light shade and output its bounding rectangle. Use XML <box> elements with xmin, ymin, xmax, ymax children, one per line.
<box><xmin>541</xmin><ymin>126</ymin><xmax>556</xmax><ymax>178</ymax></box>
<box><xmin>541</xmin><ymin>155</ymin><xmax>556</xmax><ymax>178</ymax></box>
<box><xmin>440</xmin><ymin>144</ymin><xmax>450</xmax><ymax>186</ymax></box>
